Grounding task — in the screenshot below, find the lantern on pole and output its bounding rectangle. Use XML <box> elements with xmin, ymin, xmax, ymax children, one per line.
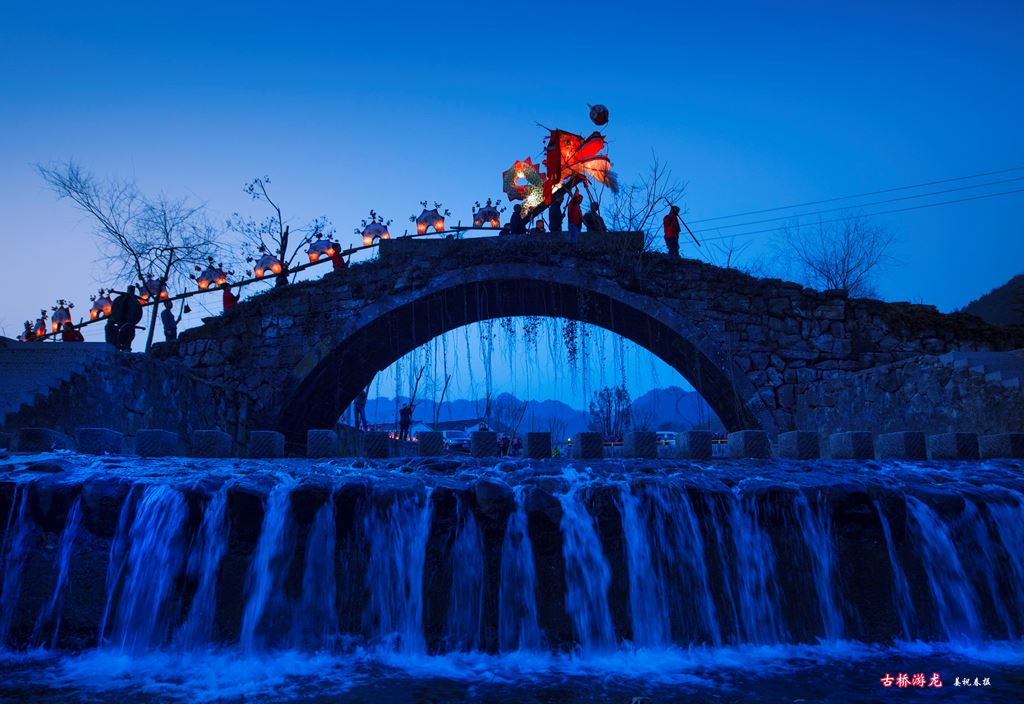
<box><xmin>50</xmin><ymin>300</ymin><xmax>74</xmax><ymax>333</ymax></box>
<box><xmin>307</xmin><ymin>233</ymin><xmax>334</xmax><ymax>262</ymax></box>
<box><xmin>90</xmin><ymin>289</ymin><xmax>113</xmax><ymax>320</ymax></box>
<box><xmin>249</xmin><ymin>245</ymin><xmax>283</xmax><ymax>278</ymax></box>
<box><xmin>193</xmin><ymin>258</ymin><xmax>231</xmax><ymax>289</ymax></box>
<box><xmin>472</xmin><ymin>198</ymin><xmax>504</xmax><ymax>228</ymax></box>
<box><xmin>139</xmin><ymin>277</ymin><xmax>168</xmax><ymax>302</ymax></box>
<box><xmin>33</xmin><ymin>310</ymin><xmax>48</xmax><ymax>339</ymax></box>
<box><xmin>588</xmin><ymin>103</ymin><xmax>609</xmax><ymax>126</ymax></box>
<box><xmin>410</xmin><ymin>201</ymin><xmax>450</xmax><ymax>234</ymax></box>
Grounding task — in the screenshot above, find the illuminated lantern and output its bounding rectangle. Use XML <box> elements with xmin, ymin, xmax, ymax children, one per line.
<box><xmin>194</xmin><ymin>262</ymin><xmax>229</xmax><ymax>290</ymax></box>
<box><xmin>50</xmin><ymin>300</ymin><xmax>73</xmax><ymax>333</ymax></box>
<box><xmin>473</xmin><ymin>198</ymin><xmax>502</xmax><ymax>228</ymax></box>
<box><xmin>413</xmin><ymin>206</ymin><xmax>448</xmax><ymax>234</ymax></box>
<box><xmin>502</xmin><ymin>158</ymin><xmax>545</xmax><ymax>209</ymax></box>
<box><xmin>33</xmin><ymin>310</ymin><xmax>48</xmax><ymax>338</ymax></box>
<box><xmin>139</xmin><ymin>277</ymin><xmax>168</xmax><ymax>302</ymax></box>
<box><xmin>307</xmin><ymin>237</ymin><xmax>332</xmax><ymax>263</ymax></box>
<box><xmin>357</xmin><ymin>210</ymin><xmax>392</xmax><ymax>246</ymax></box>
<box><xmin>589</xmin><ymin>103</ymin><xmax>609</xmax><ymax>126</ymax></box>
<box><xmin>253</xmin><ymin>253</ymin><xmax>281</xmax><ymax>278</ymax></box>
<box><xmin>90</xmin><ymin>290</ymin><xmax>113</xmax><ymax>320</ymax></box>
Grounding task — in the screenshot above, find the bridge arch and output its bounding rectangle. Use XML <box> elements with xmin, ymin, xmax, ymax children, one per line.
<box><xmin>277</xmin><ymin>263</ymin><xmax>775</xmax><ymax>442</ymax></box>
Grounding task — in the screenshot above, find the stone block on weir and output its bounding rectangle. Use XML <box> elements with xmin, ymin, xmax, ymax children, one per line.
<box><xmin>728</xmin><ymin>430</ymin><xmax>771</xmax><ymax>459</ymax></box>
<box><xmin>675</xmin><ymin>431</ymin><xmax>712</xmax><ymax>460</ymax></box>
<box><xmin>417</xmin><ymin>431</ymin><xmax>444</xmax><ymax>456</ymax></box>
<box><xmin>571</xmin><ymin>432</ymin><xmax>604</xmax><ymax>460</ymax></box>
<box><xmin>191</xmin><ymin>429</ymin><xmax>233</xmax><ymax>458</ymax></box>
<box><xmin>363</xmin><ymin>431</ymin><xmax>390</xmax><ymax>459</ymax></box>
<box><xmin>526</xmin><ymin>432</ymin><xmax>552</xmax><ymax>459</ymax></box>
<box><xmin>875</xmin><ymin>431</ymin><xmax>927</xmax><ymax>460</ymax></box>
<box><xmin>249</xmin><ymin>430</ymin><xmax>285</xmax><ymax>458</ymax></box>
<box><xmin>828</xmin><ymin>431</ymin><xmax>874</xmax><ymax>460</ymax></box>
<box><xmin>778</xmin><ymin>431</ymin><xmax>820</xmax><ymax>460</ymax></box>
<box><xmin>471</xmin><ymin>431</ymin><xmax>499</xmax><ymax>457</ymax></box>
<box><xmin>135</xmin><ymin>429</ymin><xmax>185</xmax><ymax>457</ymax></box>
<box><xmin>928</xmin><ymin>433</ymin><xmax>980</xmax><ymax>460</ymax></box>
<box><xmin>979</xmin><ymin>433</ymin><xmax>1024</xmax><ymax>459</ymax></box>
<box><xmin>306</xmin><ymin>429</ymin><xmax>339</xmax><ymax>458</ymax></box>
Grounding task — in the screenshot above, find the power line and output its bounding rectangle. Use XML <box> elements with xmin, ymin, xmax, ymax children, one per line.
<box><xmin>692</xmin><ymin>176</ymin><xmax>1024</xmax><ymax>234</ymax></box>
<box><xmin>688</xmin><ymin>165</ymin><xmax>1024</xmax><ymax>225</ymax></box>
<box><xmin>700</xmin><ymin>187</ymin><xmax>1024</xmax><ymax>244</ymax></box>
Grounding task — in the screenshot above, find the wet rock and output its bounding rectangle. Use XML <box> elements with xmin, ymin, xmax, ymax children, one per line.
<box><xmin>290</xmin><ymin>483</ymin><xmax>331</xmax><ymax>525</ymax></box>
<box><xmin>17</xmin><ymin>459</ymin><xmax>68</xmax><ymax>474</ymax></box>
<box><xmin>81</xmin><ymin>477</ymin><xmax>133</xmax><ymax>537</ymax></box>
<box><xmin>29</xmin><ymin>479</ymin><xmax>81</xmax><ymax>532</ymax></box>
<box><xmin>473</xmin><ymin>478</ymin><xmax>513</xmax><ymax>522</ymax></box>
<box><xmin>226</xmin><ymin>484</ymin><xmax>266</xmax><ymax>544</ymax></box>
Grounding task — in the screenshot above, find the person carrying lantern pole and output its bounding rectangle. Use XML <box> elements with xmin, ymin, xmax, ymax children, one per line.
<box><xmin>567</xmin><ymin>191</ymin><xmax>584</xmax><ymax>242</ymax></box>
<box><xmin>61</xmin><ymin>321</ymin><xmax>85</xmax><ymax>342</ymax></box>
<box><xmin>508</xmin><ymin>204</ymin><xmax>527</xmax><ymax>235</ymax></box>
<box><xmin>399</xmin><ymin>402</ymin><xmax>415</xmax><ymax>442</ymax></box>
<box><xmin>109</xmin><ymin>285</ymin><xmax>143</xmax><ymax>352</ymax></box>
<box><xmin>583</xmin><ymin>201</ymin><xmax>607</xmax><ymax>234</ymax></box>
<box><xmin>222</xmin><ymin>283</ymin><xmax>239</xmax><ymax>312</ymax></box>
<box><xmin>664</xmin><ymin>204</ymin><xmax>682</xmax><ymax>257</ymax></box>
<box><xmin>354</xmin><ymin>386</ymin><xmax>369</xmax><ymax>431</ymax></box>
<box><xmin>161</xmin><ymin>300</ymin><xmax>181</xmax><ymax>342</ymax></box>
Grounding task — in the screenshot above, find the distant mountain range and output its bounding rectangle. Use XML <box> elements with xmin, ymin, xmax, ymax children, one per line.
<box><xmin>962</xmin><ymin>274</ymin><xmax>1024</xmax><ymax>327</ymax></box>
<box><xmin>362</xmin><ymin>386</ymin><xmax>723</xmax><ymax>434</ymax></box>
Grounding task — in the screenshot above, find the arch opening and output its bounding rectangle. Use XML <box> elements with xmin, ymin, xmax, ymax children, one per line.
<box><xmin>278</xmin><ymin>277</ymin><xmax>773</xmax><ymax>443</ymax></box>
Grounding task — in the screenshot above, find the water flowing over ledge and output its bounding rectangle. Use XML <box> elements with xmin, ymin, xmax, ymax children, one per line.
<box><xmin>1</xmin><ymin>454</ymin><xmax>1023</xmax><ymax>701</ymax></box>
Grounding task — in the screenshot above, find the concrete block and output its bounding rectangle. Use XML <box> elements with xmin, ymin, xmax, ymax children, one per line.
<box><xmin>675</xmin><ymin>431</ymin><xmax>712</xmax><ymax>460</ymax></box>
<box><xmin>307</xmin><ymin>429</ymin><xmax>339</xmax><ymax>458</ymax></box>
<box><xmin>471</xmin><ymin>431</ymin><xmax>499</xmax><ymax>457</ymax></box>
<box><xmin>136</xmin><ymin>429</ymin><xmax>185</xmax><ymax>457</ymax></box>
<box><xmin>77</xmin><ymin>427</ymin><xmax>125</xmax><ymax>455</ymax></box>
<box><xmin>417</xmin><ymin>431</ymin><xmax>444</xmax><ymax>456</ymax></box>
<box><xmin>778</xmin><ymin>431</ymin><xmax>820</xmax><ymax>460</ymax></box>
<box><xmin>249</xmin><ymin>430</ymin><xmax>285</xmax><ymax>458</ymax></box>
<box><xmin>571</xmin><ymin>432</ymin><xmax>604</xmax><ymax>460</ymax></box>
<box><xmin>876</xmin><ymin>431</ymin><xmax>927</xmax><ymax>460</ymax></box>
<box><xmin>526</xmin><ymin>432</ymin><xmax>552</xmax><ymax>459</ymax></box>
<box><xmin>191</xmin><ymin>429</ymin><xmax>233</xmax><ymax>458</ymax></box>
<box><xmin>980</xmin><ymin>433</ymin><xmax>1024</xmax><ymax>459</ymax></box>
<box><xmin>623</xmin><ymin>431</ymin><xmax>658</xmax><ymax>459</ymax></box>
<box><xmin>0</xmin><ymin>431</ymin><xmax>11</xmax><ymax>450</ymax></box>
<box><xmin>928</xmin><ymin>432</ymin><xmax>980</xmax><ymax>460</ymax></box>
<box><xmin>388</xmin><ymin>439</ymin><xmax>418</xmax><ymax>457</ymax></box>
<box><xmin>829</xmin><ymin>431</ymin><xmax>874</xmax><ymax>460</ymax></box>
<box><xmin>363</xmin><ymin>431</ymin><xmax>390</xmax><ymax>459</ymax></box>
<box><xmin>728</xmin><ymin>430</ymin><xmax>771</xmax><ymax>459</ymax></box>
<box><xmin>16</xmin><ymin>428</ymin><xmax>74</xmax><ymax>453</ymax></box>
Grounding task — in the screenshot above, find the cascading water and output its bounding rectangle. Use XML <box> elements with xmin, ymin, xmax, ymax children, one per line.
<box><xmin>32</xmin><ymin>495</ymin><xmax>82</xmax><ymax>649</ymax></box>
<box><xmin>2</xmin><ymin>457</ymin><xmax>1024</xmax><ymax>703</ymax></box>
<box><xmin>558</xmin><ymin>484</ymin><xmax>615</xmax><ymax>653</ymax></box>
<box><xmin>498</xmin><ymin>488</ymin><xmax>541</xmax><ymax>652</ymax></box>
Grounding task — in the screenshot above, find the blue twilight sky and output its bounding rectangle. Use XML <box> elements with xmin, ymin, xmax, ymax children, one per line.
<box><xmin>1</xmin><ymin>1</ymin><xmax>1022</xmax><ymax>405</ymax></box>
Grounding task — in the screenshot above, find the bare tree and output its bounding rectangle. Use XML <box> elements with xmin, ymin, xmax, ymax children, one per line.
<box><xmin>38</xmin><ymin>161</ymin><xmax>221</xmax><ymax>351</ymax></box>
<box><xmin>229</xmin><ymin>176</ymin><xmax>330</xmax><ymax>288</ymax></box>
<box><xmin>603</xmin><ymin>153</ymin><xmax>687</xmax><ymax>249</ymax></box>
<box><xmin>775</xmin><ymin>213</ymin><xmax>895</xmax><ymax>298</ymax></box>
<box><xmin>588</xmin><ymin>385</ymin><xmax>633</xmax><ymax>438</ymax></box>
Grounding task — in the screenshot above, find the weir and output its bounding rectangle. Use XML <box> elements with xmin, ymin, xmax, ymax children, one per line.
<box><xmin>2</xmin><ymin>455</ymin><xmax>1024</xmax><ymax>658</ymax></box>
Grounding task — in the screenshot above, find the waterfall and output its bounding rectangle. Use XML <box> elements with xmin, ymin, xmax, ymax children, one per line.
<box><xmin>873</xmin><ymin>500</ymin><xmax>915</xmax><ymax>641</ymax></box>
<box><xmin>559</xmin><ymin>486</ymin><xmax>615</xmax><ymax>653</ymax></box>
<box><xmin>0</xmin><ymin>484</ymin><xmax>33</xmax><ymax>648</ymax></box>
<box><xmin>445</xmin><ymin>499</ymin><xmax>484</xmax><ymax>652</ymax></box>
<box><xmin>292</xmin><ymin>495</ymin><xmax>338</xmax><ymax>650</ymax></box>
<box><xmin>646</xmin><ymin>485</ymin><xmax>721</xmax><ymax>646</ymax></box>
<box><xmin>987</xmin><ymin>492</ymin><xmax>1024</xmax><ymax>637</ymax></box>
<box><xmin>961</xmin><ymin>500</ymin><xmax>1015</xmax><ymax>639</ymax></box>
<box><xmin>363</xmin><ymin>489</ymin><xmax>433</xmax><ymax>653</ymax></box>
<box><xmin>794</xmin><ymin>493</ymin><xmax>843</xmax><ymax>641</ymax></box>
<box><xmin>240</xmin><ymin>482</ymin><xmax>295</xmax><ymax>652</ymax></box>
<box><xmin>617</xmin><ymin>487</ymin><xmax>669</xmax><ymax>647</ymax></box>
<box><xmin>177</xmin><ymin>488</ymin><xmax>228</xmax><ymax>648</ymax></box>
<box><xmin>98</xmin><ymin>487</ymin><xmax>136</xmax><ymax>644</ymax></box>
<box><xmin>498</xmin><ymin>489</ymin><xmax>541</xmax><ymax>652</ymax></box>
<box><xmin>716</xmin><ymin>493</ymin><xmax>783</xmax><ymax>645</ymax></box>
<box><xmin>905</xmin><ymin>495</ymin><xmax>981</xmax><ymax>643</ymax></box>
<box><xmin>33</xmin><ymin>496</ymin><xmax>82</xmax><ymax>649</ymax></box>
<box><xmin>109</xmin><ymin>485</ymin><xmax>189</xmax><ymax>652</ymax></box>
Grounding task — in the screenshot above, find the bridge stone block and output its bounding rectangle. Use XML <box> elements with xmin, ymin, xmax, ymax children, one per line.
<box><xmin>928</xmin><ymin>433</ymin><xmax>980</xmax><ymax>460</ymax></box>
<box><xmin>136</xmin><ymin>429</ymin><xmax>185</xmax><ymax>457</ymax></box>
<box><xmin>76</xmin><ymin>427</ymin><xmax>125</xmax><ymax>455</ymax></box>
<box><xmin>675</xmin><ymin>431</ymin><xmax>712</xmax><ymax>460</ymax></box>
<box><xmin>778</xmin><ymin>431</ymin><xmax>820</xmax><ymax>460</ymax></box>
<box><xmin>388</xmin><ymin>439</ymin><xmax>418</xmax><ymax>457</ymax></box>
<box><xmin>307</xmin><ymin>429</ymin><xmax>339</xmax><ymax>458</ymax></box>
<box><xmin>16</xmin><ymin>428</ymin><xmax>74</xmax><ymax>453</ymax></box>
<box><xmin>729</xmin><ymin>430</ymin><xmax>771</xmax><ymax>459</ymax></box>
<box><xmin>876</xmin><ymin>431</ymin><xmax>927</xmax><ymax>460</ymax></box>
<box><xmin>571</xmin><ymin>432</ymin><xmax>604</xmax><ymax>460</ymax></box>
<box><xmin>471</xmin><ymin>431</ymin><xmax>499</xmax><ymax>457</ymax></box>
<box><xmin>526</xmin><ymin>432</ymin><xmax>552</xmax><ymax>459</ymax></box>
<box><xmin>623</xmin><ymin>432</ymin><xmax>658</xmax><ymax>459</ymax></box>
<box><xmin>980</xmin><ymin>433</ymin><xmax>1024</xmax><ymax>459</ymax></box>
<box><xmin>191</xmin><ymin>430</ymin><xmax>233</xmax><ymax>458</ymax></box>
<box><xmin>249</xmin><ymin>430</ymin><xmax>285</xmax><ymax>458</ymax></box>
<box><xmin>363</xmin><ymin>431</ymin><xmax>390</xmax><ymax>459</ymax></box>
<box><xmin>829</xmin><ymin>431</ymin><xmax>874</xmax><ymax>460</ymax></box>
<box><xmin>0</xmin><ymin>431</ymin><xmax>11</xmax><ymax>450</ymax></box>
<box><xmin>416</xmin><ymin>431</ymin><xmax>444</xmax><ymax>456</ymax></box>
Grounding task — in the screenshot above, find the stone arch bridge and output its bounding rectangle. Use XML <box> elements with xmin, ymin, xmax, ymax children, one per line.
<box><xmin>159</xmin><ymin>234</ymin><xmax>1023</xmax><ymax>446</ymax></box>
